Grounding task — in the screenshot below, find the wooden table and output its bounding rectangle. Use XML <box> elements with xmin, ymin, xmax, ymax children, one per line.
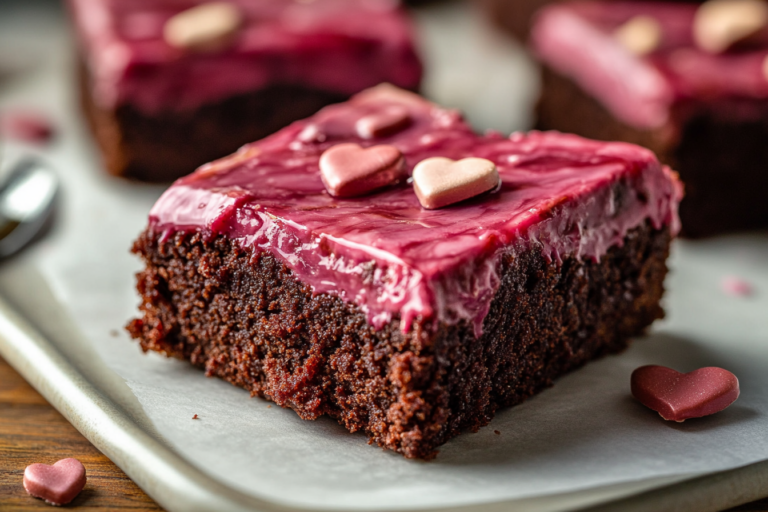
<box><xmin>0</xmin><ymin>355</ymin><xmax>766</xmax><ymax>512</ymax></box>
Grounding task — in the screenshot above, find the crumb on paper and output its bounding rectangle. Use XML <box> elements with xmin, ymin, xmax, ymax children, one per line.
<box><xmin>722</xmin><ymin>276</ymin><xmax>754</xmax><ymax>297</ymax></box>
<box><xmin>494</xmin><ymin>430</ymin><xmax>501</xmax><ymax>435</ymax></box>
<box><xmin>267</xmin><ymin>405</ymin><xmax>272</xmax><ymax>408</ymax></box>
<box><xmin>192</xmin><ymin>414</ymin><xmax>199</xmax><ymax>420</ymax></box>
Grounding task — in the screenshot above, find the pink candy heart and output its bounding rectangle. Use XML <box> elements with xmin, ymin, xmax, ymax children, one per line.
<box><xmin>355</xmin><ymin>106</ymin><xmax>412</xmax><ymax>139</ymax></box>
<box><xmin>631</xmin><ymin>365</ymin><xmax>740</xmax><ymax>422</ymax></box>
<box><xmin>319</xmin><ymin>143</ymin><xmax>405</xmax><ymax>197</ymax></box>
<box><xmin>23</xmin><ymin>458</ymin><xmax>87</xmax><ymax>506</ymax></box>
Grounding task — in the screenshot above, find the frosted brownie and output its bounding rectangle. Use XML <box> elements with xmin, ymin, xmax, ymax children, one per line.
<box><xmin>68</xmin><ymin>0</ymin><xmax>422</xmax><ymax>181</ymax></box>
<box><xmin>128</xmin><ymin>85</ymin><xmax>682</xmax><ymax>459</ymax></box>
<box><xmin>532</xmin><ymin>0</ymin><xmax>768</xmax><ymax>236</ymax></box>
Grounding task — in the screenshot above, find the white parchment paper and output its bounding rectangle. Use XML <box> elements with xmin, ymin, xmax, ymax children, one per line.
<box><xmin>2</xmin><ymin>2</ymin><xmax>768</xmax><ymax>510</ymax></box>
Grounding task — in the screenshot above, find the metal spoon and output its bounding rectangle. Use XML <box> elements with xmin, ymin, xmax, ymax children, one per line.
<box><xmin>0</xmin><ymin>158</ymin><xmax>57</xmax><ymax>258</ymax></box>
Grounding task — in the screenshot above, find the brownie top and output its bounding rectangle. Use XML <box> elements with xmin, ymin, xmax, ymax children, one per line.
<box><xmin>531</xmin><ymin>1</ymin><xmax>768</xmax><ymax>129</ymax></box>
<box><xmin>149</xmin><ymin>85</ymin><xmax>681</xmax><ymax>335</ymax></box>
<box><xmin>68</xmin><ymin>0</ymin><xmax>422</xmax><ymax>114</ymax></box>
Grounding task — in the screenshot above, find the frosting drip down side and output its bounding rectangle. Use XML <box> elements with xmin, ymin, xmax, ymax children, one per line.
<box><xmin>148</xmin><ymin>87</ymin><xmax>682</xmax><ymax>335</ymax></box>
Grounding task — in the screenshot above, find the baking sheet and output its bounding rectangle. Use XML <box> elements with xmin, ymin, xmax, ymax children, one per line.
<box><xmin>2</xmin><ymin>1</ymin><xmax>768</xmax><ymax>511</ymax></box>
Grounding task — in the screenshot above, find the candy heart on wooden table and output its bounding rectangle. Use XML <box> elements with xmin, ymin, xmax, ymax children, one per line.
<box><xmin>164</xmin><ymin>2</ymin><xmax>244</xmax><ymax>52</ymax></box>
<box><xmin>319</xmin><ymin>143</ymin><xmax>406</xmax><ymax>197</ymax></box>
<box><xmin>412</xmin><ymin>157</ymin><xmax>500</xmax><ymax>209</ymax></box>
<box><xmin>356</xmin><ymin>106</ymin><xmax>412</xmax><ymax>139</ymax></box>
<box><xmin>631</xmin><ymin>365</ymin><xmax>740</xmax><ymax>422</ymax></box>
<box><xmin>23</xmin><ymin>458</ymin><xmax>87</xmax><ymax>506</ymax></box>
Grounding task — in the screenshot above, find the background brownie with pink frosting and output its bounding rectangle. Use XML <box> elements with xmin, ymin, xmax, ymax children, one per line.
<box><xmin>68</xmin><ymin>0</ymin><xmax>423</xmax><ymax>181</ymax></box>
<box><xmin>531</xmin><ymin>0</ymin><xmax>768</xmax><ymax>236</ymax></box>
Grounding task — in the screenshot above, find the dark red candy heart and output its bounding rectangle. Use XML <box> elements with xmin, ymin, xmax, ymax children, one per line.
<box><xmin>319</xmin><ymin>142</ymin><xmax>405</xmax><ymax>197</ymax></box>
<box><xmin>0</xmin><ymin>111</ymin><xmax>54</xmax><ymax>144</ymax></box>
<box><xmin>631</xmin><ymin>365</ymin><xmax>740</xmax><ymax>422</ymax></box>
<box><xmin>23</xmin><ymin>458</ymin><xmax>87</xmax><ymax>506</ymax></box>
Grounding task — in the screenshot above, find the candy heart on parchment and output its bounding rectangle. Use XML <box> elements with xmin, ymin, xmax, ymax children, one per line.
<box><xmin>23</xmin><ymin>458</ymin><xmax>87</xmax><ymax>506</ymax></box>
<box><xmin>631</xmin><ymin>365</ymin><xmax>740</xmax><ymax>422</ymax></box>
<box><xmin>319</xmin><ymin>143</ymin><xmax>406</xmax><ymax>197</ymax></box>
<box><xmin>412</xmin><ymin>156</ymin><xmax>500</xmax><ymax>210</ymax></box>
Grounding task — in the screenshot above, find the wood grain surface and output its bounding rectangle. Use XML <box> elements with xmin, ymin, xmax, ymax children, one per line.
<box><xmin>0</xmin><ymin>356</ymin><xmax>163</xmax><ymax>511</ymax></box>
<box><xmin>0</xmin><ymin>354</ymin><xmax>766</xmax><ymax>511</ymax></box>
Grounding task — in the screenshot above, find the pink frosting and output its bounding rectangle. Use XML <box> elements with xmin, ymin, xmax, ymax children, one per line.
<box><xmin>68</xmin><ymin>0</ymin><xmax>422</xmax><ymax>113</ymax></box>
<box><xmin>148</xmin><ymin>86</ymin><xmax>682</xmax><ymax>335</ymax></box>
<box><xmin>531</xmin><ymin>1</ymin><xmax>768</xmax><ymax>129</ymax></box>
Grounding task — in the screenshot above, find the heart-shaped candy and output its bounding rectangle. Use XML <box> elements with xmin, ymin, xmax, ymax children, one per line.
<box><xmin>355</xmin><ymin>106</ymin><xmax>412</xmax><ymax>139</ymax></box>
<box><xmin>164</xmin><ymin>2</ymin><xmax>243</xmax><ymax>52</ymax></box>
<box><xmin>23</xmin><ymin>458</ymin><xmax>87</xmax><ymax>506</ymax></box>
<box><xmin>319</xmin><ymin>143</ymin><xmax>405</xmax><ymax>197</ymax></box>
<box><xmin>412</xmin><ymin>157</ymin><xmax>500</xmax><ymax>209</ymax></box>
<box><xmin>631</xmin><ymin>365</ymin><xmax>740</xmax><ymax>422</ymax></box>
<box><xmin>613</xmin><ymin>15</ymin><xmax>662</xmax><ymax>56</ymax></box>
<box><xmin>693</xmin><ymin>0</ymin><xmax>768</xmax><ymax>54</ymax></box>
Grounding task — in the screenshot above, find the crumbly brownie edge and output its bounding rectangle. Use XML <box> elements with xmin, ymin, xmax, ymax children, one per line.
<box><xmin>536</xmin><ymin>67</ymin><xmax>768</xmax><ymax>237</ymax></box>
<box><xmin>77</xmin><ymin>62</ymin><xmax>350</xmax><ymax>182</ymax></box>
<box><xmin>127</xmin><ymin>222</ymin><xmax>670</xmax><ymax>459</ymax></box>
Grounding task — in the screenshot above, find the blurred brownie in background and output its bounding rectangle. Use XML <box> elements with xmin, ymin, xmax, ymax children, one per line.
<box><xmin>69</xmin><ymin>0</ymin><xmax>422</xmax><ymax>182</ymax></box>
<box><xmin>531</xmin><ymin>0</ymin><xmax>768</xmax><ymax>236</ymax></box>
<box><xmin>475</xmin><ymin>0</ymin><xmax>555</xmax><ymax>40</ymax></box>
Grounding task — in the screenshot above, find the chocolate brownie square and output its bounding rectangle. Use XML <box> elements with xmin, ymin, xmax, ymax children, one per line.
<box><xmin>128</xmin><ymin>85</ymin><xmax>681</xmax><ymax>458</ymax></box>
<box><xmin>532</xmin><ymin>0</ymin><xmax>768</xmax><ymax>236</ymax></box>
<box><xmin>69</xmin><ymin>0</ymin><xmax>422</xmax><ymax>182</ymax></box>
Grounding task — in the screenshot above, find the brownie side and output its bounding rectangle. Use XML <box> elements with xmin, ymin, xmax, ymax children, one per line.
<box><xmin>536</xmin><ymin>67</ymin><xmax>768</xmax><ymax>237</ymax></box>
<box><xmin>78</xmin><ymin>63</ymin><xmax>350</xmax><ymax>182</ymax></box>
<box><xmin>127</xmin><ymin>221</ymin><xmax>670</xmax><ymax>459</ymax></box>
<box><xmin>474</xmin><ymin>0</ymin><xmax>554</xmax><ymax>40</ymax></box>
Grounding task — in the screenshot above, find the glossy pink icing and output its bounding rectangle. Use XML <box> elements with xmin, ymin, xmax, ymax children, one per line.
<box><xmin>531</xmin><ymin>1</ymin><xmax>768</xmax><ymax>129</ymax></box>
<box><xmin>68</xmin><ymin>0</ymin><xmax>422</xmax><ymax>113</ymax></box>
<box><xmin>148</xmin><ymin>86</ymin><xmax>682</xmax><ymax>335</ymax></box>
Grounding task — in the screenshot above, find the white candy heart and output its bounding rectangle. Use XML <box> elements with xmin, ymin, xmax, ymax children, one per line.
<box><xmin>412</xmin><ymin>157</ymin><xmax>500</xmax><ymax>210</ymax></box>
<box><xmin>693</xmin><ymin>0</ymin><xmax>768</xmax><ymax>54</ymax></box>
<box><xmin>614</xmin><ymin>15</ymin><xmax>662</xmax><ymax>56</ymax></box>
<box><xmin>164</xmin><ymin>2</ymin><xmax>243</xmax><ymax>52</ymax></box>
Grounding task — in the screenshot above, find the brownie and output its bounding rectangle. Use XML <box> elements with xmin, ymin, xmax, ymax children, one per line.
<box><xmin>68</xmin><ymin>0</ymin><xmax>422</xmax><ymax>182</ymax></box>
<box><xmin>128</xmin><ymin>85</ymin><xmax>681</xmax><ymax>459</ymax></box>
<box><xmin>531</xmin><ymin>1</ymin><xmax>768</xmax><ymax>237</ymax></box>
